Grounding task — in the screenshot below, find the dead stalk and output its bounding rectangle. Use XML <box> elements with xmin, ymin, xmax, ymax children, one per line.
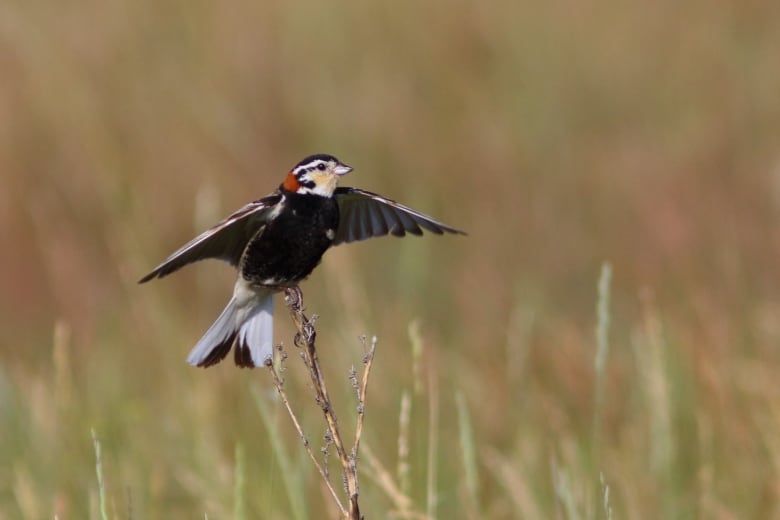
<box><xmin>270</xmin><ymin>286</ymin><xmax>375</xmax><ymax>520</ymax></box>
<box><xmin>266</xmin><ymin>354</ymin><xmax>347</xmax><ymax>517</ymax></box>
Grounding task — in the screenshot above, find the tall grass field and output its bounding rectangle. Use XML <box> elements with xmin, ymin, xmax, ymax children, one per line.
<box><xmin>2</xmin><ymin>0</ymin><xmax>780</xmax><ymax>517</ymax></box>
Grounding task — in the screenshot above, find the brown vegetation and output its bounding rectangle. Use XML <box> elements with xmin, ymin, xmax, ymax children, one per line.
<box><xmin>2</xmin><ymin>0</ymin><xmax>780</xmax><ymax>517</ymax></box>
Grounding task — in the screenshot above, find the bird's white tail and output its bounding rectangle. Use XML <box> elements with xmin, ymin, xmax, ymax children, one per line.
<box><xmin>234</xmin><ymin>292</ymin><xmax>274</xmax><ymax>368</ymax></box>
<box><xmin>187</xmin><ymin>282</ymin><xmax>274</xmax><ymax>368</ymax></box>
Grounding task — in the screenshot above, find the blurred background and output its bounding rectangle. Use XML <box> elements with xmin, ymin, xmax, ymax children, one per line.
<box><xmin>2</xmin><ymin>0</ymin><xmax>780</xmax><ymax>518</ymax></box>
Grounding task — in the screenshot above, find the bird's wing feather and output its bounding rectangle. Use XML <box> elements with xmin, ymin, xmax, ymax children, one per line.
<box><xmin>332</xmin><ymin>187</ymin><xmax>466</xmax><ymax>245</ymax></box>
<box><xmin>139</xmin><ymin>193</ymin><xmax>282</xmax><ymax>283</ymax></box>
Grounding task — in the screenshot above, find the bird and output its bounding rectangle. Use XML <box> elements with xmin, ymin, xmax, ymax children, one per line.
<box><xmin>139</xmin><ymin>153</ymin><xmax>465</xmax><ymax>369</ymax></box>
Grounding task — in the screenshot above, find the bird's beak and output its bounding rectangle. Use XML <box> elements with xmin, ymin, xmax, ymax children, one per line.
<box><xmin>334</xmin><ymin>163</ymin><xmax>353</xmax><ymax>176</ymax></box>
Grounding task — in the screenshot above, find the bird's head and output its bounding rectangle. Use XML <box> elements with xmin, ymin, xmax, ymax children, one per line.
<box><xmin>282</xmin><ymin>154</ymin><xmax>353</xmax><ymax>196</ymax></box>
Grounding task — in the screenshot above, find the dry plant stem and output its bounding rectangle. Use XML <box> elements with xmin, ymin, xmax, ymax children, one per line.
<box><xmin>284</xmin><ymin>287</ymin><xmax>362</xmax><ymax>520</ymax></box>
<box><xmin>266</xmin><ymin>358</ymin><xmax>347</xmax><ymax>517</ymax></box>
<box><xmin>352</xmin><ymin>336</ymin><xmax>377</xmax><ymax>479</ymax></box>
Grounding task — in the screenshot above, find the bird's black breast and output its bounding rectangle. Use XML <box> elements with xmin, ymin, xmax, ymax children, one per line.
<box><xmin>240</xmin><ymin>193</ymin><xmax>339</xmax><ymax>286</ymax></box>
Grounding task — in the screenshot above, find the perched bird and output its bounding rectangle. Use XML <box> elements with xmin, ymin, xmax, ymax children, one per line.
<box><xmin>140</xmin><ymin>154</ymin><xmax>465</xmax><ymax>368</ymax></box>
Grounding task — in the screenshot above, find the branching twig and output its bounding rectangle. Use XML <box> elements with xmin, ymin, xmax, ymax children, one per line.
<box><xmin>265</xmin><ymin>349</ymin><xmax>347</xmax><ymax>517</ymax></box>
<box><xmin>352</xmin><ymin>336</ymin><xmax>377</xmax><ymax>482</ymax></box>
<box><xmin>273</xmin><ymin>286</ymin><xmax>374</xmax><ymax>520</ymax></box>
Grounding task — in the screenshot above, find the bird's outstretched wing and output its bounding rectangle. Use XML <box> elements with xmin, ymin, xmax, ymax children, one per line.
<box><xmin>333</xmin><ymin>187</ymin><xmax>465</xmax><ymax>245</ymax></box>
<box><xmin>139</xmin><ymin>193</ymin><xmax>283</xmax><ymax>283</ymax></box>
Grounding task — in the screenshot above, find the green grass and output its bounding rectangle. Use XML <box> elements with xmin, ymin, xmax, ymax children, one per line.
<box><xmin>2</xmin><ymin>0</ymin><xmax>780</xmax><ymax>517</ymax></box>
<box><xmin>91</xmin><ymin>429</ymin><xmax>109</xmax><ymax>520</ymax></box>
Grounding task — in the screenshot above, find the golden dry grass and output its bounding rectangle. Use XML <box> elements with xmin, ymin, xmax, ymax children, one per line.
<box><xmin>2</xmin><ymin>0</ymin><xmax>780</xmax><ymax>517</ymax></box>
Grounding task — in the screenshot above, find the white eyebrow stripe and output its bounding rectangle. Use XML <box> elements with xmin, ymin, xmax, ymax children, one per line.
<box><xmin>294</xmin><ymin>160</ymin><xmax>325</xmax><ymax>175</ymax></box>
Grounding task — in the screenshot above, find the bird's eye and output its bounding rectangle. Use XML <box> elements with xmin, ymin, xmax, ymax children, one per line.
<box><xmin>317</xmin><ymin>163</ymin><xmax>326</xmax><ymax>171</ymax></box>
